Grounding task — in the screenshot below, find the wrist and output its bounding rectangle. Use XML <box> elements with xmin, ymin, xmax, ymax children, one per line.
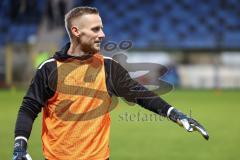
<box><xmin>167</xmin><ymin>108</ymin><xmax>186</xmax><ymax>122</ymax></box>
<box><xmin>15</xmin><ymin>136</ymin><xmax>28</xmax><ymax>142</ymax></box>
<box><xmin>14</xmin><ymin>137</ymin><xmax>28</xmax><ymax>151</ymax></box>
<box><xmin>167</xmin><ymin>106</ymin><xmax>175</xmax><ymax>117</ymax></box>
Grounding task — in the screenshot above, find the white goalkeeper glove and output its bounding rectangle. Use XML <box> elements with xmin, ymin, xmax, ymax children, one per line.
<box><xmin>13</xmin><ymin>137</ymin><xmax>32</xmax><ymax>160</ymax></box>
<box><xmin>167</xmin><ymin>107</ymin><xmax>209</xmax><ymax>140</ymax></box>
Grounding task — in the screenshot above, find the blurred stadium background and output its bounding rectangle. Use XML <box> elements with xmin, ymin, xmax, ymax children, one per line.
<box><xmin>0</xmin><ymin>0</ymin><xmax>240</xmax><ymax>159</ymax></box>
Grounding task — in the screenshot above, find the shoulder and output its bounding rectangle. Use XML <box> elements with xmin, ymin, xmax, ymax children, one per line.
<box><xmin>35</xmin><ymin>58</ymin><xmax>57</xmax><ymax>80</ymax></box>
<box><xmin>103</xmin><ymin>56</ymin><xmax>128</xmax><ymax>76</ymax></box>
<box><xmin>38</xmin><ymin>58</ymin><xmax>56</xmax><ymax>70</ymax></box>
<box><xmin>103</xmin><ymin>56</ymin><xmax>120</xmax><ymax>66</ymax></box>
<box><xmin>103</xmin><ymin>56</ymin><xmax>113</xmax><ymax>62</ymax></box>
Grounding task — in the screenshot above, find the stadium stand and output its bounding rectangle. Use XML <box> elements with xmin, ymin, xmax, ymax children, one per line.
<box><xmin>1</xmin><ymin>0</ymin><xmax>239</xmax><ymax>50</ymax></box>
<box><xmin>72</xmin><ymin>0</ymin><xmax>240</xmax><ymax>50</ymax></box>
<box><xmin>0</xmin><ymin>0</ymin><xmax>239</xmax><ymax>88</ymax></box>
<box><xmin>0</xmin><ymin>0</ymin><xmax>45</xmax><ymax>46</ymax></box>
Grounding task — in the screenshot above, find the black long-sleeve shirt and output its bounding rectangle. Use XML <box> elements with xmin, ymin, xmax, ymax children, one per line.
<box><xmin>15</xmin><ymin>43</ymin><xmax>171</xmax><ymax>139</ymax></box>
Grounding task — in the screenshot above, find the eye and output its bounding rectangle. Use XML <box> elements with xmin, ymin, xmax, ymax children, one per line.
<box><xmin>92</xmin><ymin>27</ymin><xmax>100</xmax><ymax>32</ymax></box>
<box><xmin>92</xmin><ymin>26</ymin><xmax>103</xmax><ymax>33</ymax></box>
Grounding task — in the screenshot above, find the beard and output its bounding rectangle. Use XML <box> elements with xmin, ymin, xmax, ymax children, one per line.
<box><xmin>79</xmin><ymin>40</ymin><xmax>101</xmax><ymax>54</ymax></box>
<box><xmin>93</xmin><ymin>42</ymin><xmax>101</xmax><ymax>51</ymax></box>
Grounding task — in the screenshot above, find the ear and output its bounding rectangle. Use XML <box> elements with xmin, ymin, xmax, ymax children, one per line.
<box><xmin>71</xmin><ymin>26</ymin><xmax>80</xmax><ymax>37</ymax></box>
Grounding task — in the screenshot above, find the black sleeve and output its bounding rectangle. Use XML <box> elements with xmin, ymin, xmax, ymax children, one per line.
<box><xmin>14</xmin><ymin>61</ymin><xmax>56</xmax><ymax>139</ymax></box>
<box><xmin>106</xmin><ymin>59</ymin><xmax>171</xmax><ymax>117</ymax></box>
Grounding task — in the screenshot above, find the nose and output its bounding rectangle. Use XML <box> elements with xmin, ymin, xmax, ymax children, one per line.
<box><xmin>98</xmin><ymin>29</ymin><xmax>105</xmax><ymax>40</ymax></box>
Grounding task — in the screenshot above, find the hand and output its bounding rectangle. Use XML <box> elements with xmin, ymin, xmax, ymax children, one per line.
<box><xmin>168</xmin><ymin>107</ymin><xmax>209</xmax><ymax>140</ymax></box>
<box><xmin>13</xmin><ymin>137</ymin><xmax>32</xmax><ymax>160</ymax></box>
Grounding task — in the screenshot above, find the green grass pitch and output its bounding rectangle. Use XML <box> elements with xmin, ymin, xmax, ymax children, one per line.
<box><xmin>1</xmin><ymin>89</ymin><xmax>240</xmax><ymax>159</ymax></box>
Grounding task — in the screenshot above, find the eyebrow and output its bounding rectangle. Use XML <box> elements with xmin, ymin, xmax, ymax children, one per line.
<box><xmin>92</xmin><ymin>25</ymin><xmax>103</xmax><ymax>28</ymax></box>
<box><xmin>91</xmin><ymin>25</ymin><xmax>103</xmax><ymax>31</ymax></box>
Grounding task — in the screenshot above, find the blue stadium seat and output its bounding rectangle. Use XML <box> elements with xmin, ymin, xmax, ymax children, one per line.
<box><xmin>223</xmin><ymin>31</ymin><xmax>240</xmax><ymax>48</ymax></box>
<box><xmin>0</xmin><ymin>0</ymin><xmax>46</xmax><ymax>44</ymax></box>
<box><xmin>7</xmin><ymin>24</ymin><xmax>38</xmax><ymax>44</ymax></box>
<box><xmin>63</xmin><ymin>0</ymin><xmax>240</xmax><ymax>49</ymax></box>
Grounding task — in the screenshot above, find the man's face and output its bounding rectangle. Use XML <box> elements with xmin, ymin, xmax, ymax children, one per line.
<box><xmin>72</xmin><ymin>14</ymin><xmax>105</xmax><ymax>53</ymax></box>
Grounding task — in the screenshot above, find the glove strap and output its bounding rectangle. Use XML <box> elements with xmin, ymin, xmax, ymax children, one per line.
<box><xmin>15</xmin><ymin>136</ymin><xmax>28</xmax><ymax>142</ymax></box>
<box><xmin>167</xmin><ymin>106</ymin><xmax>175</xmax><ymax>117</ymax></box>
<box><xmin>168</xmin><ymin>108</ymin><xmax>187</xmax><ymax>123</ymax></box>
<box><xmin>14</xmin><ymin>137</ymin><xmax>28</xmax><ymax>151</ymax></box>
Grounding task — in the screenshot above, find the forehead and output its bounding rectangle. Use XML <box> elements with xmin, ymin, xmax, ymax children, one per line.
<box><xmin>74</xmin><ymin>14</ymin><xmax>103</xmax><ymax>28</ymax></box>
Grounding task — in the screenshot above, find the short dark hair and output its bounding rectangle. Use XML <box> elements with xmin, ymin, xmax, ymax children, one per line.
<box><xmin>64</xmin><ymin>6</ymin><xmax>99</xmax><ymax>39</ymax></box>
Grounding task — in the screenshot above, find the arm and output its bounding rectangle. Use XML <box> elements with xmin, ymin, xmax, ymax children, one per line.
<box><xmin>13</xmin><ymin>61</ymin><xmax>56</xmax><ymax>159</ymax></box>
<box><xmin>108</xmin><ymin>59</ymin><xmax>209</xmax><ymax>140</ymax></box>
<box><xmin>108</xmin><ymin>58</ymin><xmax>171</xmax><ymax>116</ymax></box>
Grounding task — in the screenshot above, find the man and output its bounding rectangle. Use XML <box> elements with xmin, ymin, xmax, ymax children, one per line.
<box><xmin>13</xmin><ymin>7</ymin><xmax>209</xmax><ymax>160</ymax></box>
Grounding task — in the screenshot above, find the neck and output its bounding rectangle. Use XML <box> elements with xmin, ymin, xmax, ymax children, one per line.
<box><xmin>67</xmin><ymin>40</ymin><xmax>88</xmax><ymax>57</ymax></box>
